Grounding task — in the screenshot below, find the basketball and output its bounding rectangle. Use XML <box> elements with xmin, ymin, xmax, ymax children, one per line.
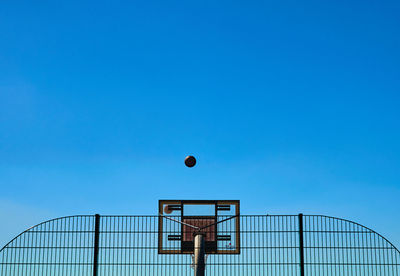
<box><xmin>184</xmin><ymin>155</ymin><xmax>196</xmax><ymax>167</ymax></box>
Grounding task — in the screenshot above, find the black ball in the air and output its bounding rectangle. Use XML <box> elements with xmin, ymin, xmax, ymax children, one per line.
<box><xmin>184</xmin><ymin>156</ymin><xmax>196</xmax><ymax>167</ymax></box>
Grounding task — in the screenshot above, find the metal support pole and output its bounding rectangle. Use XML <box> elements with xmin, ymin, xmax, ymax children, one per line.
<box><xmin>193</xmin><ymin>232</ymin><xmax>206</xmax><ymax>276</ymax></box>
<box><xmin>93</xmin><ymin>214</ymin><xmax>100</xmax><ymax>276</ymax></box>
<box><xmin>298</xmin><ymin>213</ymin><xmax>305</xmax><ymax>276</ymax></box>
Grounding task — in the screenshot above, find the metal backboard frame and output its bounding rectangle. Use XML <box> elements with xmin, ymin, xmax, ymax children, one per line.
<box><xmin>158</xmin><ymin>200</ymin><xmax>240</xmax><ymax>254</ymax></box>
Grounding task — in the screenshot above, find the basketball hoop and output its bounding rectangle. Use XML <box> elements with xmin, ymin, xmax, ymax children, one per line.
<box><xmin>158</xmin><ymin>200</ymin><xmax>240</xmax><ymax>276</ymax></box>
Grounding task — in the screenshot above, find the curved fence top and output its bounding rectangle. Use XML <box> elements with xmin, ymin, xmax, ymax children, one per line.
<box><xmin>1</xmin><ymin>214</ymin><xmax>399</xmax><ymax>275</ymax></box>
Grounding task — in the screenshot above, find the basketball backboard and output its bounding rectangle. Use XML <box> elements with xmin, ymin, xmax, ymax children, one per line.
<box><xmin>158</xmin><ymin>200</ymin><xmax>240</xmax><ymax>254</ymax></box>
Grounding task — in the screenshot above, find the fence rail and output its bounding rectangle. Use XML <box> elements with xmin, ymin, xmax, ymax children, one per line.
<box><xmin>1</xmin><ymin>214</ymin><xmax>399</xmax><ymax>275</ymax></box>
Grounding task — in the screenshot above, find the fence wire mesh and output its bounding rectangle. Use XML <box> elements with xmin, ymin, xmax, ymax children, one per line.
<box><xmin>1</xmin><ymin>214</ymin><xmax>399</xmax><ymax>275</ymax></box>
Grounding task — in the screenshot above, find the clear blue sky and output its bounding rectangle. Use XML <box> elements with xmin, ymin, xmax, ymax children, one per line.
<box><xmin>1</xmin><ymin>0</ymin><xmax>399</xmax><ymax>248</ymax></box>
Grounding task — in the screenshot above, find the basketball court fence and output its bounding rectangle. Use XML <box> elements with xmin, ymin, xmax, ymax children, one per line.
<box><xmin>1</xmin><ymin>213</ymin><xmax>399</xmax><ymax>275</ymax></box>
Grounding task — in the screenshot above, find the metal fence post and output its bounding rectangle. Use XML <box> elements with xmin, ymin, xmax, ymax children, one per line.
<box><xmin>93</xmin><ymin>214</ymin><xmax>100</xmax><ymax>276</ymax></box>
<box><xmin>298</xmin><ymin>213</ymin><xmax>305</xmax><ymax>276</ymax></box>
